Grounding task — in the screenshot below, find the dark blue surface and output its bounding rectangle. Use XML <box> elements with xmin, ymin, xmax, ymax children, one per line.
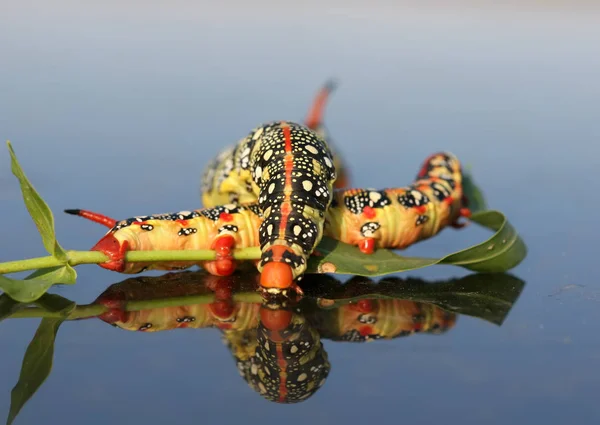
<box><xmin>1</xmin><ymin>2</ymin><xmax>599</xmax><ymax>424</ymax></box>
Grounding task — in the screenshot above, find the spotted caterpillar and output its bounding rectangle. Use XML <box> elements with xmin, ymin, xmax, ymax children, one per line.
<box><xmin>201</xmin><ymin>80</ymin><xmax>349</xmax><ymax>206</ymax></box>
<box><xmin>201</xmin><ymin>121</ymin><xmax>337</xmax><ymax>294</ymax></box>
<box><xmin>198</xmin><ymin>82</ymin><xmax>349</xmax><ymax>293</ymax></box>
<box><xmin>65</xmin><ymin>151</ymin><xmax>471</xmax><ymax>294</ymax></box>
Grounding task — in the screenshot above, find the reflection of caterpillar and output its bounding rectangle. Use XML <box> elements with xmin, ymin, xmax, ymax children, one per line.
<box><xmin>94</xmin><ymin>272</ymin><xmax>457</xmax><ymax>340</ymax></box>
<box><xmin>223</xmin><ymin>306</ymin><xmax>330</xmax><ymax>403</ymax></box>
<box><xmin>93</xmin><ymin>270</ymin><xmax>458</xmax><ymax>403</ymax></box>
<box><xmin>310</xmin><ymin>298</ymin><xmax>456</xmax><ymax>342</ymax></box>
<box><xmin>66</xmin><ymin>151</ymin><xmax>471</xmax><ymax>291</ymax></box>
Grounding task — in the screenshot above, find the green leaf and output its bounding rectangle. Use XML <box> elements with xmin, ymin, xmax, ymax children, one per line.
<box><xmin>0</xmin><ymin>266</ymin><xmax>77</xmax><ymax>303</ymax></box>
<box><xmin>303</xmin><ymin>272</ymin><xmax>526</xmax><ymax>326</ymax></box>
<box><xmin>6</xmin><ymin>141</ymin><xmax>67</xmax><ymax>262</ymax></box>
<box><xmin>462</xmin><ymin>170</ymin><xmax>488</xmax><ymax>213</ymax></box>
<box><xmin>6</xmin><ymin>315</ymin><xmax>67</xmax><ymax>425</ymax></box>
<box><xmin>306</xmin><ymin>209</ymin><xmax>526</xmax><ymax>276</ymax></box>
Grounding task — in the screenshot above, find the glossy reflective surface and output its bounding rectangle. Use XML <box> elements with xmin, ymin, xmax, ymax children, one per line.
<box><xmin>1</xmin><ymin>2</ymin><xmax>599</xmax><ymax>424</ymax></box>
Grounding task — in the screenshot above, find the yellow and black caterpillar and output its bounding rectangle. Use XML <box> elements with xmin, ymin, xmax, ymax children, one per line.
<box><xmin>65</xmin><ymin>151</ymin><xmax>470</xmax><ymax>294</ymax></box>
<box><xmin>199</xmin><ymin>120</ymin><xmax>338</xmax><ymax>294</ymax></box>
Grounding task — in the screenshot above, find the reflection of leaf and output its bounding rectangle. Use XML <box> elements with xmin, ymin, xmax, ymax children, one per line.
<box><xmin>306</xmin><ymin>210</ymin><xmax>527</xmax><ymax>276</ymax></box>
<box><xmin>33</xmin><ymin>293</ymin><xmax>76</xmax><ymax>314</ymax></box>
<box><xmin>6</xmin><ymin>141</ymin><xmax>67</xmax><ymax>261</ymax></box>
<box><xmin>7</xmin><ymin>318</ymin><xmax>64</xmax><ymax>425</ymax></box>
<box><xmin>6</xmin><ymin>295</ymin><xmax>73</xmax><ymax>425</ymax></box>
<box><xmin>0</xmin><ymin>294</ymin><xmax>21</xmax><ymax>323</ymax></box>
<box><xmin>303</xmin><ymin>273</ymin><xmax>526</xmax><ymax>326</ymax></box>
<box><xmin>0</xmin><ymin>266</ymin><xmax>77</xmax><ymax>303</ymax></box>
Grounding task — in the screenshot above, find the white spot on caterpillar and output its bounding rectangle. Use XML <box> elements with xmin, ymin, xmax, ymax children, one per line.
<box><xmin>254</xmin><ymin>166</ymin><xmax>262</xmax><ymax>179</ymax></box>
<box><xmin>263</xmin><ymin>149</ymin><xmax>273</xmax><ymax>161</ymax></box>
<box><xmin>252</xmin><ymin>127</ymin><xmax>264</xmax><ymax>140</ymax></box>
<box><xmin>302</xmin><ymin>180</ymin><xmax>313</xmax><ymax>191</ymax></box>
<box><xmin>293</xmin><ymin>225</ymin><xmax>302</xmax><ymax>236</ymax></box>
<box><xmin>267</xmin><ymin>224</ymin><xmax>273</xmax><ymax>235</ymax></box>
<box><xmin>268</xmin><ymin>183</ymin><xmax>275</xmax><ymax>194</ymax></box>
<box><xmin>324</xmin><ymin>156</ymin><xmax>333</xmax><ymax>168</ymax></box>
<box><xmin>305</xmin><ymin>145</ymin><xmax>318</xmax><ymax>154</ymax></box>
<box><xmin>251</xmin><ymin>364</ymin><xmax>258</xmax><ymax>375</ymax></box>
<box><xmin>369</xmin><ymin>192</ymin><xmax>382</xmax><ymax>203</ymax></box>
<box><xmin>290</xmin><ymin>345</ymin><xmax>298</xmax><ymax>353</ymax></box>
<box><xmin>298</xmin><ymin>373</ymin><xmax>307</xmax><ymax>382</ymax></box>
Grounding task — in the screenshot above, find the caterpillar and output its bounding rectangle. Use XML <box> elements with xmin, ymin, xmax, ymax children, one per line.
<box><xmin>200</xmin><ymin>80</ymin><xmax>349</xmax><ymax>208</ymax></box>
<box><xmin>198</xmin><ymin>80</ymin><xmax>351</xmax><ymax>293</ymax></box>
<box><xmin>198</xmin><ymin>121</ymin><xmax>337</xmax><ymax>294</ymax></box>
<box><xmin>65</xmin><ymin>151</ymin><xmax>471</xmax><ymax>293</ymax></box>
<box><xmin>92</xmin><ymin>270</ymin><xmax>457</xmax><ymax>403</ymax></box>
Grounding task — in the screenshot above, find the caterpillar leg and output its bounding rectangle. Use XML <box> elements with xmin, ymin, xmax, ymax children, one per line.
<box><xmin>450</xmin><ymin>207</ymin><xmax>472</xmax><ymax>229</ymax></box>
<box><xmin>206</xmin><ymin>276</ymin><xmax>236</xmax><ymax>327</ymax></box>
<box><xmin>94</xmin><ymin>289</ymin><xmax>128</xmax><ymax>325</ymax></box>
<box><xmin>358</xmin><ymin>238</ymin><xmax>376</xmax><ymax>255</ymax></box>
<box><xmin>202</xmin><ymin>235</ymin><xmax>237</xmax><ymax>276</ymax></box>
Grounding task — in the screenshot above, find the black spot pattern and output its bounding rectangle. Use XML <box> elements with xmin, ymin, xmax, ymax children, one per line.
<box><xmin>360</xmin><ymin>222</ymin><xmax>380</xmax><ymax>237</ymax></box>
<box><xmin>259</xmin><ymin>208</ymin><xmax>319</xmax><ymax>255</ymax></box>
<box><xmin>200</xmin><ymin>204</ymin><xmax>241</xmax><ymax>221</ymax></box>
<box><xmin>178</xmin><ymin>228</ymin><xmax>198</xmax><ymax>236</ymax></box>
<box><xmin>430</xmin><ymin>182</ymin><xmax>452</xmax><ymax>202</ymax></box>
<box><xmin>417</xmin><ymin>153</ymin><xmax>455</xmax><ymax>180</ymax></box>
<box><xmin>111</xmin><ymin>210</ymin><xmax>203</xmax><ymax>232</ymax></box>
<box><xmin>201</xmin><ymin>146</ymin><xmax>236</xmax><ymax>194</ymax></box>
<box><xmin>337</xmin><ymin>329</ymin><xmax>383</xmax><ymax>342</ymax></box>
<box><xmin>343</xmin><ymin>190</ymin><xmax>391</xmax><ymax>214</ymax></box>
<box><xmin>397</xmin><ymin>189</ymin><xmax>430</xmax><ymax>209</ymax></box>
<box><xmin>416</xmin><ymin>215</ymin><xmax>429</xmax><ymax>226</ymax></box>
<box><xmin>219</xmin><ymin>225</ymin><xmax>239</xmax><ymax>233</ymax></box>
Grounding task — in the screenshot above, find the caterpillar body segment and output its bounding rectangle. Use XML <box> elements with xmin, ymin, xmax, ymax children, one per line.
<box><xmin>322</xmin><ymin>152</ymin><xmax>471</xmax><ymax>254</ymax></box>
<box><xmin>200</xmin><ymin>120</ymin><xmax>337</xmax><ymax>294</ymax></box>
<box><xmin>66</xmin><ymin>204</ymin><xmax>264</xmax><ymax>276</ymax></box>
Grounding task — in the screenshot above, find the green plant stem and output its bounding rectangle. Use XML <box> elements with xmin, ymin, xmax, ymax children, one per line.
<box><xmin>5</xmin><ymin>292</ymin><xmax>264</xmax><ymax>320</ymax></box>
<box><xmin>0</xmin><ymin>247</ymin><xmax>263</xmax><ymax>275</ymax></box>
<box><xmin>7</xmin><ymin>305</ymin><xmax>107</xmax><ymax>320</ymax></box>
